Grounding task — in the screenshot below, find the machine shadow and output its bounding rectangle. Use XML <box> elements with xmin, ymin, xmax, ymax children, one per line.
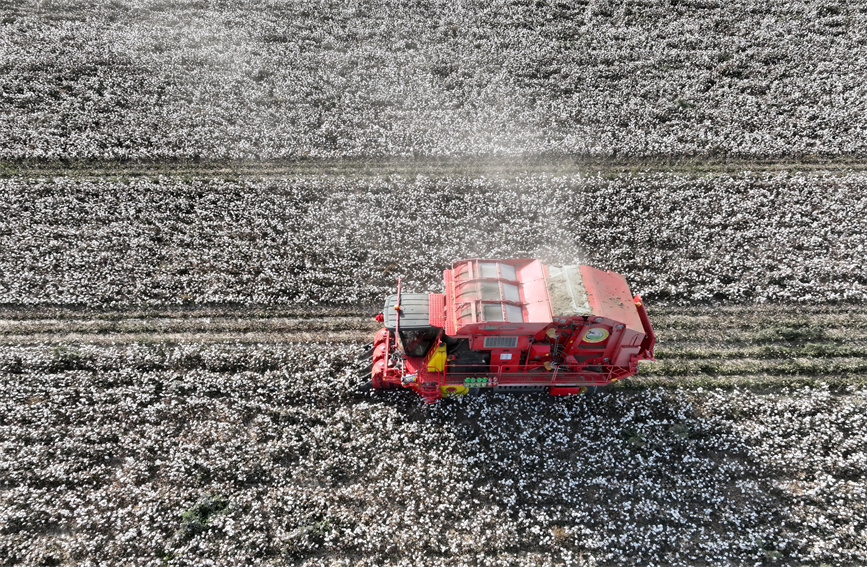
<box><xmin>369</xmin><ymin>386</ymin><xmax>795</xmax><ymax>564</ymax></box>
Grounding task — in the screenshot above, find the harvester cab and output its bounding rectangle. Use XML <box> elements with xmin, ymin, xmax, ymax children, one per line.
<box><xmin>362</xmin><ymin>259</ymin><xmax>655</xmax><ymax>403</ymax></box>
<box><xmin>383</xmin><ymin>293</ymin><xmax>439</xmax><ymax>357</ymax></box>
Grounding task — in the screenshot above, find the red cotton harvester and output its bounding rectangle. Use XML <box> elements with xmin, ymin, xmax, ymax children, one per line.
<box><xmin>358</xmin><ymin>259</ymin><xmax>656</xmax><ymax>403</ymax></box>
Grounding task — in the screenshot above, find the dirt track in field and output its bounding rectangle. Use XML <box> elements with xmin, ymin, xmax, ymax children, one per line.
<box><xmin>2</xmin><ymin>304</ymin><xmax>864</xmax><ymax>388</ymax></box>
<box><xmin>0</xmin><ymin>314</ymin><xmax>376</xmax><ymax>344</ymax></box>
<box><xmin>4</xmin><ymin>156</ymin><xmax>867</xmax><ymax>179</ymax></box>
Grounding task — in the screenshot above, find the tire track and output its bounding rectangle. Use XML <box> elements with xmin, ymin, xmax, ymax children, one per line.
<box><xmin>1</xmin><ymin>304</ymin><xmax>865</xmax><ymax>387</ymax></box>
<box><xmin>0</xmin><ymin>315</ymin><xmax>378</xmax><ymax>345</ymax></box>
<box><xmin>5</xmin><ymin>156</ymin><xmax>867</xmax><ymax>179</ymax></box>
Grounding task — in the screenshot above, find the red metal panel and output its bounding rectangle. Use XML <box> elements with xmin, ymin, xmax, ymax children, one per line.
<box><xmin>428</xmin><ymin>293</ymin><xmax>445</xmax><ymax>327</ymax></box>
<box><xmin>490</xmin><ymin>349</ymin><xmax>521</xmax><ymax>372</ymax></box>
<box><xmin>579</xmin><ymin>265</ymin><xmax>645</xmax><ymax>333</ymax></box>
<box><xmin>445</xmin><ymin>258</ymin><xmax>553</xmax><ymax>335</ymax></box>
<box><xmin>443</xmin><ymin>268</ymin><xmax>458</xmax><ymax>335</ymax></box>
<box><xmin>517</xmin><ymin>260</ymin><xmax>553</xmax><ymax>323</ymax></box>
<box><xmin>549</xmin><ymin>386</ymin><xmax>589</xmax><ymax>396</ymax></box>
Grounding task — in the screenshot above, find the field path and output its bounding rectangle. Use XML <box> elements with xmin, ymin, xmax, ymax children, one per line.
<box><xmin>4</xmin><ymin>156</ymin><xmax>867</xmax><ymax>179</ymax></box>
<box><xmin>2</xmin><ymin>304</ymin><xmax>864</xmax><ymax>388</ymax></box>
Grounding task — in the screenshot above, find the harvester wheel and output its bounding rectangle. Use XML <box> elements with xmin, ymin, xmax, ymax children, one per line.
<box><xmin>585</xmin><ymin>386</ymin><xmax>598</xmax><ymax>397</ymax></box>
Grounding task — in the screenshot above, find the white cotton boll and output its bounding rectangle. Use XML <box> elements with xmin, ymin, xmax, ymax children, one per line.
<box><xmin>2</xmin><ymin>2</ymin><xmax>867</xmax><ymax>565</ymax></box>
<box><xmin>2</xmin><ymin>172</ymin><xmax>866</xmax><ymax>306</ymax></box>
<box><xmin>2</xmin><ymin>1</ymin><xmax>866</xmax><ymax>160</ymax></box>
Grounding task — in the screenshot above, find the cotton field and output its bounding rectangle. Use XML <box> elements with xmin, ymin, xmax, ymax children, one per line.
<box><xmin>3</xmin><ymin>0</ymin><xmax>867</xmax><ymax>565</ymax></box>
<box><xmin>0</xmin><ymin>171</ymin><xmax>865</xmax><ymax>308</ymax></box>
<box><xmin>0</xmin><ymin>342</ymin><xmax>864</xmax><ymax>566</ymax></box>
<box><xmin>1</xmin><ymin>0</ymin><xmax>867</xmax><ymax>160</ymax></box>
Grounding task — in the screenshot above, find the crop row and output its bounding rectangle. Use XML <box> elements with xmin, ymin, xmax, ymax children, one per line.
<box><xmin>1</xmin><ymin>342</ymin><xmax>865</xmax><ymax>566</ymax></box>
<box><xmin>641</xmin><ymin>356</ymin><xmax>867</xmax><ymax>379</ymax></box>
<box><xmin>1</xmin><ymin>171</ymin><xmax>865</xmax><ymax>307</ymax></box>
<box><xmin>656</xmin><ymin>343</ymin><xmax>867</xmax><ymax>361</ymax></box>
<box><xmin>1</xmin><ymin>0</ymin><xmax>866</xmax><ymax>160</ymax></box>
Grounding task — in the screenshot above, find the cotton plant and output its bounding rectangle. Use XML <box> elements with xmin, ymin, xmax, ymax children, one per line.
<box><xmin>0</xmin><ymin>172</ymin><xmax>865</xmax><ymax>307</ymax></box>
<box><xmin>1</xmin><ymin>342</ymin><xmax>865</xmax><ymax>565</ymax></box>
<box><xmin>1</xmin><ymin>0</ymin><xmax>866</xmax><ymax>160</ymax></box>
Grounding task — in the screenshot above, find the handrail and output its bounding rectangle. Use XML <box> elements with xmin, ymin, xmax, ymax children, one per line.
<box><xmin>441</xmin><ymin>362</ymin><xmax>618</xmax><ymax>384</ymax></box>
<box><xmin>394</xmin><ymin>277</ymin><xmax>402</xmax><ymax>343</ymax></box>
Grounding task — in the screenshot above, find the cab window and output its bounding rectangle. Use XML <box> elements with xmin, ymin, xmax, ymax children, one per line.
<box><xmin>399</xmin><ymin>328</ymin><xmax>438</xmax><ymax>357</ymax></box>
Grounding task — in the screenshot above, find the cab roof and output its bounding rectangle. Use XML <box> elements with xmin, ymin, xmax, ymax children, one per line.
<box><xmin>383</xmin><ymin>293</ymin><xmax>431</xmax><ymax>330</ymax></box>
